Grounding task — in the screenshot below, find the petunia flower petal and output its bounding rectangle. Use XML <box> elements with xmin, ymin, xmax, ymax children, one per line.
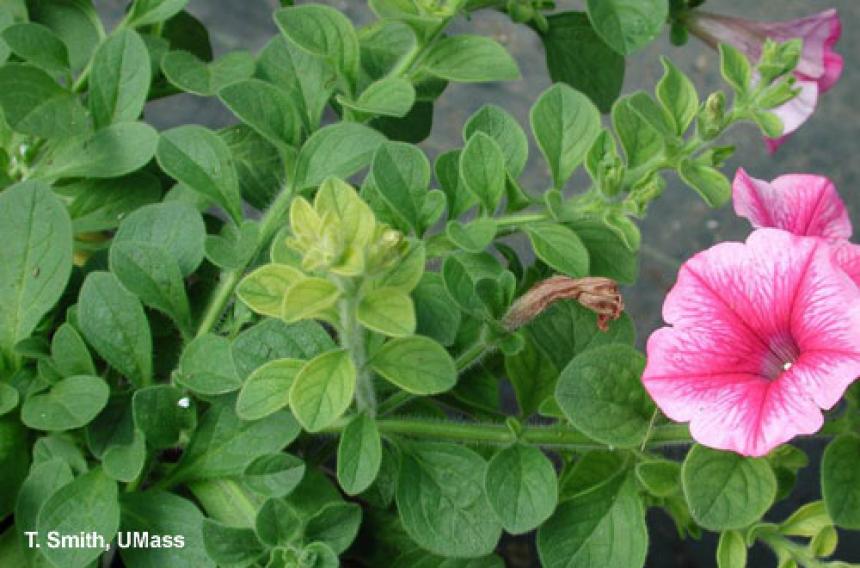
<box><xmin>764</xmin><ymin>80</ymin><xmax>819</xmax><ymax>154</ymax></box>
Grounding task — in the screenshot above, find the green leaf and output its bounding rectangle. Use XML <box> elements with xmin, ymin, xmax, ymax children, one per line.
<box><xmin>656</xmin><ymin>57</ymin><xmax>698</xmax><ymax>136</ymax></box>
<box><xmin>109</xmin><ymin>241</ymin><xmax>192</xmax><ymax>334</ymax></box>
<box><xmin>89</xmin><ymin>29</ymin><xmax>151</xmax><ymax>128</ymax></box>
<box><xmin>585</xmin><ymin>0</ymin><xmax>668</xmax><ymax>55</ymax></box>
<box><xmin>169</xmin><ymin>403</ymin><xmax>301</xmax><ymax>484</ymax></box>
<box><xmin>505</xmin><ymin>334</ymin><xmax>557</xmax><ymax>417</ymax></box>
<box><xmin>293</xmin><ymin>122</ymin><xmax>386</xmax><ymax>190</ymax></box>
<box><xmin>274</xmin><ymin>4</ymin><xmax>359</xmax><ymax>83</ymax></box>
<box><xmin>822</xmin><ymin>434</ymin><xmax>860</xmax><ymax>529</ymax></box>
<box><xmin>27</xmin><ymin>0</ymin><xmax>103</xmax><ymax>73</ymax></box>
<box><xmin>0</xmin><ymin>416</ymin><xmax>29</xmax><ymax>518</ymax></box>
<box><xmin>178</xmin><ymin>334</ymin><xmax>241</xmax><ymax>395</ymax></box>
<box><xmin>531</xmin><ymin>83</ymin><xmax>601</xmax><ymax>188</ymax></box>
<box><xmin>370</xmin><ymin>336</ymin><xmax>456</xmax><ymax>395</ymax></box>
<box><xmin>156</xmin><ymin>125</ymin><xmax>243</xmax><ymax>223</ymax></box>
<box><xmin>635</xmin><ymin>460</ymin><xmax>681</xmax><ymax>497</ymax></box>
<box><xmin>716</xmin><ymin>530</ymin><xmax>747</xmax><ymax>568</ymax></box>
<box><xmin>103</xmin><ymin>428</ymin><xmax>145</xmax><ymax>482</ymax></box>
<box><xmin>301</xmin><ymin>542</ymin><xmax>339</xmax><ymax>567</ymax></box>
<box><xmin>397</xmin><ymin>442</ymin><xmax>502</xmax><ymax>558</ymax></box>
<box><xmin>371</xmin><ymin>141</ymin><xmax>431</xmax><ymax>230</ymax></box>
<box><xmin>435</xmin><ymin>149</ymin><xmax>477</xmax><ymax>219</ymax></box>
<box><xmin>161</xmin><ymin>49</ymin><xmax>255</xmax><ymax>96</ymax></box>
<box><xmin>611</xmin><ymin>95</ymin><xmax>663</xmax><ymax>168</ymax></box>
<box><xmin>538</xmin><ymin>471</ymin><xmax>647</xmax><ymax>568</ymax></box>
<box><xmin>340</xmin><ymin>77</ymin><xmax>415</xmax><ymax>117</ymax></box>
<box><xmin>202</xmin><ymin>519</ymin><xmax>266</xmax><ymax>567</ymax></box>
<box><xmin>357</xmin><ymin>288</ymin><xmax>416</xmax><ymax>337</ymax></box>
<box><xmin>0</xmin><ymin>63</ymin><xmax>88</xmax><ymax>138</ymax></box>
<box><xmin>218</xmin><ymin>78</ymin><xmax>301</xmax><ymax>148</ymax></box>
<box><xmin>281</xmin><ymin>277</ymin><xmax>341</xmax><ymax>322</ymax></box>
<box><xmin>231</xmin><ymin>319</ymin><xmax>334</xmax><ymax>378</ymax></box>
<box><xmin>337</xmin><ymin>412</ymin><xmax>382</xmax><ymax>496</ymax></box>
<box><xmin>62</xmin><ymin>172</ymin><xmax>161</xmax><ymax>234</ymax></box>
<box><xmin>555</xmin><ymin>344</ymin><xmax>654</xmax><ymax>448</ymax></box>
<box><xmin>305</xmin><ymin>502</ymin><xmax>363</xmax><ymax>554</ymax></box>
<box><xmin>113</xmin><ymin>201</ymin><xmax>206</xmax><ymax>277</ymax></box>
<box><xmin>627</xmin><ymin>91</ymin><xmax>676</xmax><ymax>138</ymax></box>
<box><xmin>15</xmin><ymin>458</ymin><xmax>74</xmax><ymax>539</ymax></box>
<box><xmin>441</xmin><ymin>252</ymin><xmax>504</xmax><ymax>317</ymax></box>
<box><xmin>237</xmin><ymin>264</ymin><xmax>303</xmax><ymax>318</ymax></box>
<box><xmin>221</xmin><ymin>125</ymin><xmax>285</xmax><ymax>210</ymax></box>
<box><xmin>422</xmin><ymin>35</ymin><xmax>519</xmax><ymax>83</ymax></box>
<box><xmin>678</xmin><ymin>159</ymin><xmax>731</xmax><ymax>207</ymax></box>
<box><xmin>682</xmin><ymin>445</ymin><xmax>777</xmax><ymax>530</ymax></box>
<box><xmin>128</xmin><ymin>0</ymin><xmax>189</xmax><ymax>27</ymax></box>
<box><xmin>719</xmin><ymin>44</ymin><xmax>751</xmax><ymax>94</ymax></box>
<box><xmin>21</xmin><ymin>375</ymin><xmax>109</xmax><ymax>431</ymax></box>
<box><xmin>34</xmin><ymin>121</ymin><xmax>158</xmax><ymax>181</ymax></box>
<box><xmin>255</xmin><ymin>498</ymin><xmax>302</xmax><ymax>547</ymax></box>
<box><xmin>0</xmin><ymin>383</ymin><xmax>19</xmax><ymax>416</ymax></box>
<box><xmin>132</xmin><ymin>385</ymin><xmax>196</xmax><ymax>449</ymax></box>
<box><xmin>1</xmin><ymin>22</ymin><xmax>69</xmax><ymax>73</ymax></box>
<box><xmin>464</xmin><ymin>104</ymin><xmax>528</xmax><ymax>177</ymax></box>
<box><xmin>78</xmin><ymin>272</ymin><xmax>152</xmax><ymax>387</ymax></box>
<box><xmin>244</xmin><ymin>453</ymin><xmax>305</xmax><ymax>498</ymax></box>
<box><xmin>541</xmin><ymin>12</ymin><xmax>624</xmax><ymax>114</ymax></box>
<box><xmin>37</xmin><ymin>468</ymin><xmax>119</xmax><ymax>568</ymax></box>
<box><xmin>566</xmin><ymin>217</ymin><xmax>638</xmax><ymax>284</ymax></box>
<box><xmin>526</xmin><ymin>299</ymin><xmax>635</xmax><ymax>371</ymax></box>
<box><xmin>446</xmin><ymin>218</ymin><xmax>497</xmax><ymax>254</ymax></box>
<box><xmin>236</xmin><ymin>358</ymin><xmax>304</xmax><ymax>421</ymax></box>
<box><xmin>413</xmin><ymin>273</ymin><xmax>461</xmax><ymax>346</ymax></box>
<box><xmin>460</xmin><ymin>132</ymin><xmax>506</xmax><ymax>213</ymax></box>
<box><xmin>120</xmin><ymin>491</ymin><xmax>213</xmax><ymax>568</ymax></box>
<box><xmin>526</xmin><ymin>223</ymin><xmax>590</xmax><ymax>277</ymax></box>
<box><xmin>0</xmin><ymin>182</ymin><xmax>72</xmax><ymax>359</ymax></box>
<box><xmin>289</xmin><ymin>349</ymin><xmax>355</xmax><ymax>432</ymax></box>
<box><xmin>484</xmin><ymin>444</ymin><xmax>558</xmax><ymax>534</ymax></box>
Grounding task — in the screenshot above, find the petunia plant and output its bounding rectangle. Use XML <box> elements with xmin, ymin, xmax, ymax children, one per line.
<box><xmin>0</xmin><ymin>0</ymin><xmax>856</xmax><ymax>567</ymax></box>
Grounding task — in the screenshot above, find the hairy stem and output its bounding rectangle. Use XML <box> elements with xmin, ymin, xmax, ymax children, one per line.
<box><xmin>338</xmin><ymin>288</ymin><xmax>376</xmax><ymax>415</ymax></box>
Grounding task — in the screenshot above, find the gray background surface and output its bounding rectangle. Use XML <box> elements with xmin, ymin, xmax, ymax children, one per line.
<box><xmin>98</xmin><ymin>1</ymin><xmax>860</xmax><ymax>565</ymax></box>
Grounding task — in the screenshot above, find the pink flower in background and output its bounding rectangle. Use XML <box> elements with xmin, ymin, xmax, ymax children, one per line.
<box><xmin>688</xmin><ymin>9</ymin><xmax>842</xmax><ymax>152</ymax></box>
<box><xmin>642</xmin><ymin>229</ymin><xmax>860</xmax><ymax>456</ymax></box>
<box><xmin>733</xmin><ymin>168</ymin><xmax>860</xmax><ymax>286</ymax></box>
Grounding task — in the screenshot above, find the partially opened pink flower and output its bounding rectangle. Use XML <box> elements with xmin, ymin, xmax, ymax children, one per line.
<box><xmin>642</xmin><ymin>229</ymin><xmax>860</xmax><ymax>456</ymax></box>
<box><xmin>733</xmin><ymin>168</ymin><xmax>860</xmax><ymax>286</ymax></box>
<box><xmin>688</xmin><ymin>9</ymin><xmax>842</xmax><ymax>152</ymax></box>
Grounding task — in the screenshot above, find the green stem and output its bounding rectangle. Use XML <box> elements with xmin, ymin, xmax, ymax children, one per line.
<box><xmin>195</xmin><ymin>182</ymin><xmax>295</xmax><ymax>338</ymax></box>
<box><xmin>495</xmin><ymin>212</ymin><xmax>548</xmax><ymax>228</ymax></box>
<box><xmin>338</xmin><ymin>287</ymin><xmax>376</xmax><ymax>415</ymax></box>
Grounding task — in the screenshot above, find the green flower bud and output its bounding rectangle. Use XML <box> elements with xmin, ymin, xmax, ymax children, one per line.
<box><xmin>697</xmin><ymin>91</ymin><xmax>726</xmax><ymax>140</ymax></box>
<box><xmin>758</xmin><ymin>38</ymin><xmax>801</xmax><ymax>84</ymax></box>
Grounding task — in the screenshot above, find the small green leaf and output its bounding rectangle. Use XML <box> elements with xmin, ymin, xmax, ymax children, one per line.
<box><xmin>236</xmin><ymin>358</ymin><xmax>304</xmax><ymax>421</ymax></box>
<box><xmin>464</xmin><ymin>104</ymin><xmax>529</xmax><ymax>177</ymax></box>
<box><xmin>274</xmin><ymin>4</ymin><xmax>359</xmax><ymax>83</ymax></box>
<box><xmin>0</xmin><ymin>63</ymin><xmax>88</xmax><ymax>138</ymax></box>
<box><xmin>446</xmin><ymin>218</ymin><xmax>497</xmax><ymax>254</ymax></box>
<box><xmin>538</xmin><ymin>471</ymin><xmax>647</xmax><ymax>568</ymax></box>
<box><xmin>156</xmin><ymin>125</ymin><xmax>244</xmax><ymax>223</ymax></box>
<box><xmin>682</xmin><ymin>445</ymin><xmax>777</xmax><ymax>530</ymax></box>
<box><xmin>460</xmin><ymin>132</ymin><xmax>507</xmax><ymax>215</ymax></box>
<box><xmin>281</xmin><ymin>277</ymin><xmax>341</xmax><ymax>322</ymax></box>
<box><xmin>337</xmin><ymin>412</ymin><xmax>382</xmax><ymax>496</ymax></box>
<box><xmin>612</xmin><ymin>95</ymin><xmax>663</xmax><ymax>168</ymax></box>
<box><xmin>127</xmin><ymin>0</ymin><xmax>189</xmax><ymax>27</ymax></box>
<box><xmin>293</xmin><ymin>122</ymin><xmax>385</xmax><ymax>190</ymax></box>
<box><xmin>656</xmin><ymin>57</ymin><xmax>698</xmax><ymax>136</ymax></box>
<box><xmin>397</xmin><ymin>442</ymin><xmax>502</xmax><ymax>558</ymax></box>
<box><xmin>822</xmin><ymin>434</ymin><xmax>860</xmax><ymax>529</ymax></box>
<box><xmin>237</xmin><ymin>264</ymin><xmax>304</xmax><ymax>318</ymax></box>
<box><xmin>218</xmin><ymin>78</ymin><xmax>302</xmax><ymax>148</ymax></box>
<box><xmin>305</xmin><ymin>502</ymin><xmax>363</xmax><ymax>554</ymax></box>
<box><xmin>635</xmin><ymin>460</ymin><xmax>681</xmax><ymax>497</ymax></box>
<box><xmin>555</xmin><ymin>344</ymin><xmax>654</xmax><ymax>447</ymax></box>
<box><xmin>205</xmin><ymin>220</ymin><xmax>259</xmax><ymax>270</ymax></box>
<box><xmin>202</xmin><ymin>519</ymin><xmax>266</xmax><ymax>567</ymax></box>
<box><xmin>357</xmin><ymin>288</ymin><xmax>416</xmax><ymax>338</ymax></box>
<box><xmin>21</xmin><ymin>375</ymin><xmax>109</xmax><ymax>431</ymax></box>
<box><xmin>370</xmin><ymin>336</ymin><xmax>456</xmax><ymax>395</ymax></box>
<box><xmin>15</xmin><ymin>459</ymin><xmax>74</xmax><ymax>539</ymax></box>
<box><xmin>2</xmin><ymin>22</ymin><xmax>69</xmax><ymax>73</ymax></box>
<box><xmin>37</xmin><ymin>468</ymin><xmax>119</xmax><ymax>568</ymax></box>
<box><xmin>34</xmin><ymin>122</ymin><xmax>158</xmax><ymax>181</ymax></box>
<box><xmin>422</xmin><ymin>35</ymin><xmax>520</xmax><ymax>82</ymax></box>
<box><xmin>485</xmin><ymin>444</ymin><xmax>558</xmax><ymax>534</ymax></box>
<box><xmin>719</xmin><ymin>44</ymin><xmax>751</xmax><ymax>94</ymax></box>
<box><xmin>161</xmin><ymin>49</ymin><xmax>255</xmax><ymax>96</ymax></box>
<box><xmin>541</xmin><ymin>12</ymin><xmax>625</xmax><ymax>114</ymax></box>
<box><xmin>505</xmin><ymin>334</ymin><xmax>557</xmax><ymax>417</ymax></box>
<box><xmin>63</xmin><ymin>172</ymin><xmax>161</xmax><ymax>234</ymax></box>
<box><xmin>289</xmin><ymin>349</ymin><xmax>355</xmax><ymax>432</ymax></box>
<box><xmin>413</xmin><ymin>273</ymin><xmax>461</xmax><ymax>347</ymax></box>
<box><xmin>178</xmin><ymin>334</ymin><xmax>242</xmax><ymax>395</ymax></box>
<box><xmin>0</xmin><ymin>383</ymin><xmax>19</xmax><ymax>416</ymax></box>
<box><xmin>371</xmin><ymin>141</ymin><xmax>431</xmax><ymax>231</ymax></box>
<box><xmin>88</xmin><ymin>29</ymin><xmax>151</xmax><ymax>128</ymax></box>
<box><xmin>531</xmin><ymin>83</ymin><xmax>601</xmax><ymax>188</ymax></box>
<box><xmin>78</xmin><ymin>272</ymin><xmax>152</xmax><ymax>387</ymax></box>
<box><xmin>132</xmin><ymin>385</ymin><xmax>196</xmax><ymax>449</ymax></box>
<box><xmin>586</xmin><ymin>0</ymin><xmax>668</xmax><ymax>55</ymax></box>
<box><xmin>567</xmin><ymin>217</ymin><xmax>638</xmax><ymax>284</ymax></box>
<box><xmin>244</xmin><ymin>453</ymin><xmax>305</xmax><ymax>498</ymax></box>
<box><xmin>436</xmin><ymin>149</ymin><xmax>477</xmax><ymax>219</ymax></box>
<box><xmin>103</xmin><ymin>429</ymin><xmax>145</xmax><ymax>482</ymax></box>
<box><xmin>255</xmin><ymin>498</ymin><xmax>302</xmax><ymax>547</ymax></box>
<box><xmin>716</xmin><ymin>530</ymin><xmax>747</xmax><ymax>568</ymax></box>
<box><xmin>627</xmin><ymin>91</ymin><xmax>676</xmax><ymax>138</ymax></box>
<box><xmin>340</xmin><ymin>77</ymin><xmax>416</xmax><ymax>118</ymax></box>
<box><xmin>526</xmin><ymin>223</ymin><xmax>590</xmax><ymax>277</ymax></box>
<box><xmin>231</xmin><ymin>319</ymin><xmax>334</xmax><ymax>378</ymax></box>
<box><xmin>678</xmin><ymin>158</ymin><xmax>731</xmax><ymax>207</ymax></box>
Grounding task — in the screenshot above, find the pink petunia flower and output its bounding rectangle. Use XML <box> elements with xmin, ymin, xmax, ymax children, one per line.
<box><xmin>688</xmin><ymin>9</ymin><xmax>842</xmax><ymax>152</ymax></box>
<box><xmin>733</xmin><ymin>168</ymin><xmax>860</xmax><ymax>286</ymax></box>
<box><xmin>642</xmin><ymin>229</ymin><xmax>860</xmax><ymax>456</ymax></box>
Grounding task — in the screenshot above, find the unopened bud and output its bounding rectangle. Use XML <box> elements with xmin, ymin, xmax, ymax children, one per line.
<box><xmin>698</xmin><ymin>91</ymin><xmax>726</xmax><ymax>140</ymax></box>
<box><xmin>758</xmin><ymin>38</ymin><xmax>801</xmax><ymax>83</ymax></box>
<box><xmin>503</xmin><ymin>276</ymin><xmax>624</xmax><ymax>332</ymax></box>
